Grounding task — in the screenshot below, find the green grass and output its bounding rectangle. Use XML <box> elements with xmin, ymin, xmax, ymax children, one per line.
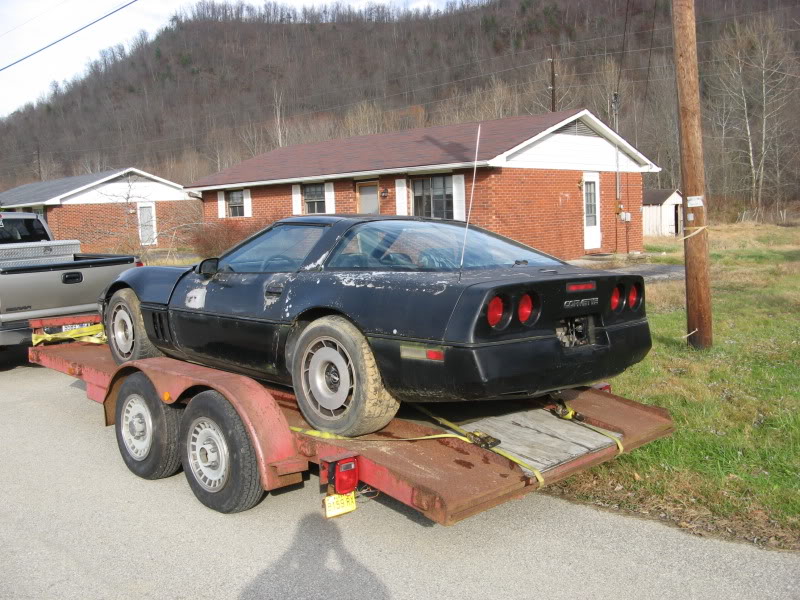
<box><xmin>644</xmin><ymin>243</ymin><xmax>681</xmax><ymax>254</ymax></box>
<box><xmin>555</xmin><ymin>224</ymin><xmax>800</xmax><ymax>547</ymax></box>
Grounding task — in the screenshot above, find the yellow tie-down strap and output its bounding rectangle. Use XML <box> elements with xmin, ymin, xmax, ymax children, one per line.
<box><xmin>290</xmin><ymin>405</ymin><xmax>547</xmax><ymax>486</ymax></box>
<box><xmin>32</xmin><ymin>323</ymin><xmax>107</xmax><ymax>346</ymax></box>
<box><xmin>554</xmin><ymin>402</ymin><xmax>625</xmax><ymax>454</ymax></box>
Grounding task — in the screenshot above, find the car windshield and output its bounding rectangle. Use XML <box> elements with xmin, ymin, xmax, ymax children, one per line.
<box><xmin>327</xmin><ymin>220</ymin><xmax>562</xmax><ymax>271</ymax></box>
<box><xmin>0</xmin><ymin>217</ymin><xmax>50</xmax><ymax>244</ymax></box>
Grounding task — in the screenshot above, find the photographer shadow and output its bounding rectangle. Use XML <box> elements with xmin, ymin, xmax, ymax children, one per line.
<box><xmin>239</xmin><ymin>513</ymin><xmax>391</xmax><ymax>600</ymax></box>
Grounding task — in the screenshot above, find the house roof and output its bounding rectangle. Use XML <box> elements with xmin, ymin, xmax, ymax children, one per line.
<box><xmin>0</xmin><ymin>167</ymin><xmax>183</xmax><ymax>208</ymax></box>
<box><xmin>187</xmin><ymin>108</ymin><xmax>659</xmax><ymax>191</ymax></box>
<box><xmin>644</xmin><ymin>188</ymin><xmax>681</xmax><ymax>206</ymax></box>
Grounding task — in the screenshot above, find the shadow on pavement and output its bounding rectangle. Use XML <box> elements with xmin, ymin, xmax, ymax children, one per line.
<box><xmin>239</xmin><ymin>513</ymin><xmax>391</xmax><ymax>600</ymax></box>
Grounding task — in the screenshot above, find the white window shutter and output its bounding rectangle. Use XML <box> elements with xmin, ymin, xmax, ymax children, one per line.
<box><xmin>452</xmin><ymin>174</ymin><xmax>466</xmax><ymax>221</ymax></box>
<box><xmin>292</xmin><ymin>185</ymin><xmax>302</xmax><ymax>215</ymax></box>
<box><xmin>217</xmin><ymin>191</ymin><xmax>226</xmax><ymax>218</ymax></box>
<box><xmin>243</xmin><ymin>189</ymin><xmax>252</xmax><ymax>217</ymax></box>
<box><xmin>324</xmin><ymin>182</ymin><xmax>336</xmax><ymax>214</ymax></box>
<box><xmin>395</xmin><ymin>179</ymin><xmax>408</xmax><ymax>215</ymax></box>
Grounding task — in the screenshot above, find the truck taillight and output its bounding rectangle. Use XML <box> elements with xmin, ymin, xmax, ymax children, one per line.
<box><xmin>135</xmin><ymin>260</ymin><xmax>144</xmax><ymax>267</ymax></box>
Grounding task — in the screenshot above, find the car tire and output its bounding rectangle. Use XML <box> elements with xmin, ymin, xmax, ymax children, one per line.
<box><xmin>181</xmin><ymin>390</ymin><xmax>264</xmax><ymax>514</ymax></box>
<box><xmin>292</xmin><ymin>315</ymin><xmax>399</xmax><ymax>436</ymax></box>
<box><xmin>106</xmin><ymin>288</ymin><xmax>163</xmax><ymax>365</ymax></box>
<box><xmin>115</xmin><ymin>372</ymin><xmax>182</xmax><ymax>479</ymax></box>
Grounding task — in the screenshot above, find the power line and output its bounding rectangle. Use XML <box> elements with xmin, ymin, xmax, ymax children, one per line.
<box><xmin>0</xmin><ymin>0</ymin><xmax>139</xmax><ymax>74</ymax></box>
<box><xmin>642</xmin><ymin>0</ymin><xmax>660</xmax><ymax>113</ymax></box>
<box><xmin>0</xmin><ymin>0</ymin><xmax>75</xmax><ymax>40</ymax></box>
<box><xmin>616</xmin><ymin>0</ymin><xmax>632</xmax><ymax>95</ymax></box>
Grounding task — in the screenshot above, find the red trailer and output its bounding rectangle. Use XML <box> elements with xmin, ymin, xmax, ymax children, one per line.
<box><xmin>28</xmin><ymin>316</ymin><xmax>673</xmax><ymax>525</ymax></box>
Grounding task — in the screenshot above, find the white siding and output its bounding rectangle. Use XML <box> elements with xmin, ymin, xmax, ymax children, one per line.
<box><xmin>394</xmin><ymin>179</ymin><xmax>408</xmax><ymax>215</ymax></box>
<box><xmin>60</xmin><ymin>179</ymin><xmax>188</xmax><ymax>205</ymax></box>
<box><xmin>503</xmin><ymin>133</ymin><xmax>643</xmax><ymax>172</ymax></box>
<box><xmin>324</xmin><ymin>182</ymin><xmax>336</xmax><ymax>214</ymax></box>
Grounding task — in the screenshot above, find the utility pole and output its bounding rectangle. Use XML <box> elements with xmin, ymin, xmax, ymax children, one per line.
<box><xmin>36</xmin><ymin>143</ymin><xmax>42</xmax><ymax>181</ymax></box>
<box><xmin>672</xmin><ymin>0</ymin><xmax>713</xmax><ymax>349</ymax></box>
<box><xmin>548</xmin><ymin>45</ymin><xmax>556</xmax><ymax>112</ymax></box>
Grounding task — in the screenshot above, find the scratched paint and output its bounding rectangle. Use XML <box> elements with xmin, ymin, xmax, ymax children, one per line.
<box><xmin>185</xmin><ymin>288</ymin><xmax>207</xmax><ymax>309</ymax></box>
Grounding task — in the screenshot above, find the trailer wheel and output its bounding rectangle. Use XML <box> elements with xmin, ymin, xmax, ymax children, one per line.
<box><xmin>181</xmin><ymin>390</ymin><xmax>264</xmax><ymax>513</ymax></box>
<box><xmin>115</xmin><ymin>372</ymin><xmax>182</xmax><ymax>479</ymax></box>
<box><xmin>106</xmin><ymin>288</ymin><xmax>163</xmax><ymax>365</ymax></box>
<box><xmin>292</xmin><ymin>315</ymin><xmax>399</xmax><ymax>436</ymax></box>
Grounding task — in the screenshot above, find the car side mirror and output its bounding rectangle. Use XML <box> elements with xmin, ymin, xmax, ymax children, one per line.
<box><xmin>198</xmin><ymin>257</ymin><xmax>219</xmax><ymax>276</ymax></box>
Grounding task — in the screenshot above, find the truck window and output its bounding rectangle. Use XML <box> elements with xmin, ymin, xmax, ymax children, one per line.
<box><xmin>0</xmin><ymin>218</ymin><xmax>50</xmax><ymax>244</ymax></box>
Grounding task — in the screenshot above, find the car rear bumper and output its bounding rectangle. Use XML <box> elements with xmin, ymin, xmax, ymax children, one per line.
<box><xmin>370</xmin><ymin>319</ymin><xmax>652</xmax><ymax>402</ymax></box>
<box><xmin>0</xmin><ymin>321</ymin><xmax>32</xmax><ymax>347</ymax></box>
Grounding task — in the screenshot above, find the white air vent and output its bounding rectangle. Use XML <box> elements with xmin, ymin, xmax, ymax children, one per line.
<box><xmin>554</xmin><ymin>120</ymin><xmax>599</xmax><ymax>137</ymax></box>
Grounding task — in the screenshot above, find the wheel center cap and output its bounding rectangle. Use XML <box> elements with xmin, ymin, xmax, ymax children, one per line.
<box><xmin>199</xmin><ymin>442</ymin><xmax>219</xmax><ymax>468</ymax></box>
<box><xmin>325</xmin><ymin>364</ymin><xmax>340</xmax><ymax>391</ymax></box>
<box><xmin>129</xmin><ymin>415</ymin><xmax>146</xmax><ymax>439</ymax></box>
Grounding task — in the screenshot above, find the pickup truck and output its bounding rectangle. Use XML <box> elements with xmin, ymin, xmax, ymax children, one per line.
<box><xmin>0</xmin><ymin>212</ymin><xmax>139</xmax><ymax>348</ymax></box>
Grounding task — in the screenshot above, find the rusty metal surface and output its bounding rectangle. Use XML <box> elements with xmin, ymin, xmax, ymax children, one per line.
<box><xmin>28</xmin><ymin>342</ymin><xmax>674</xmax><ymax>526</ymax></box>
<box><xmin>28</xmin><ymin>313</ymin><xmax>101</xmax><ymax>330</ymax></box>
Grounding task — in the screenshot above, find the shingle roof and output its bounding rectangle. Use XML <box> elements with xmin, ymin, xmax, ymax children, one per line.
<box><xmin>0</xmin><ymin>169</ymin><xmax>127</xmax><ymax>207</ymax></box>
<box><xmin>643</xmin><ymin>188</ymin><xmax>680</xmax><ymax>206</ymax></box>
<box><xmin>188</xmin><ymin>108</ymin><xmax>584</xmax><ymax>189</ymax></box>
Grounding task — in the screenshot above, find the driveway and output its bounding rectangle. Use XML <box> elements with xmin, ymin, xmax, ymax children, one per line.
<box><xmin>1</xmin><ymin>348</ymin><xmax>797</xmax><ymax>600</ymax></box>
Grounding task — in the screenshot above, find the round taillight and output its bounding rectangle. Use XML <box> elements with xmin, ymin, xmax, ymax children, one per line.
<box><xmin>610</xmin><ymin>286</ymin><xmax>623</xmax><ymax>311</ymax></box>
<box><xmin>487</xmin><ymin>296</ymin><xmax>504</xmax><ymax>327</ymax></box>
<box><xmin>628</xmin><ymin>284</ymin><xmax>641</xmax><ymax>309</ymax></box>
<box><xmin>518</xmin><ymin>294</ymin><xmax>533</xmax><ymax>323</ymax></box>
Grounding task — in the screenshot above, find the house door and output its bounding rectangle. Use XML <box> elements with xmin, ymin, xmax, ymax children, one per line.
<box><xmin>583</xmin><ymin>173</ymin><xmax>601</xmax><ymax>250</ymax></box>
<box><xmin>138</xmin><ymin>203</ymin><xmax>156</xmax><ymax>245</ymax></box>
<box><xmin>357</xmin><ymin>183</ymin><xmax>379</xmax><ymax>214</ymax></box>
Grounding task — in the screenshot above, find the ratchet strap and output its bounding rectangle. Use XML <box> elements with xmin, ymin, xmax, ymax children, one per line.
<box><xmin>31</xmin><ymin>324</ymin><xmax>107</xmax><ymax>346</ymax></box>
<box><xmin>289</xmin><ymin>405</ymin><xmax>547</xmax><ymax>486</ymax></box>
<box><xmin>553</xmin><ymin>400</ymin><xmax>625</xmax><ymax>454</ymax></box>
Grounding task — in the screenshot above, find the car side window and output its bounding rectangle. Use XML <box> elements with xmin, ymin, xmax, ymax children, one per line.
<box><xmin>218</xmin><ymin>225</ymin><xmax>325</xmax><ymax>273</ymax></box>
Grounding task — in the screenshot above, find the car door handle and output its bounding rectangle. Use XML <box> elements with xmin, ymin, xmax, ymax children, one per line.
<box><xmin>62</xmin><ymin>272</ymin><xmax>83</xmax><ymax>284</ymax></box>
<box><xmin>265</xmin><ymin>282</ymin><xmax>285</xmax><ymax>295</ymax></box>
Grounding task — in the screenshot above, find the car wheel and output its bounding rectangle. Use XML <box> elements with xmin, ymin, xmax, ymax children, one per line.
<box><xmin>105</xmin><ymin>288</ymin><xmax>163</xmax><ymax>365</ymax></box>
<box><xmin>115</xmin><ymin>372</ymin><xmax>182</xmax><ymax>479</ymax></box>
<box><xmin>292</xmin><ymin>316</ymin><xmax>399</xmax><ymax>436</ymax></box>
<box><xmin>181</xmin><ymin>390</ymin><xmax>264</xmax><ymax>513</ymax></box>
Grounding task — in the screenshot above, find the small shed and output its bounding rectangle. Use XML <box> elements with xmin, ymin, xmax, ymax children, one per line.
<box><xmin>642</xmin><ymin>189</ymin><xmax>683</xmax><ymax>237</ymax></box>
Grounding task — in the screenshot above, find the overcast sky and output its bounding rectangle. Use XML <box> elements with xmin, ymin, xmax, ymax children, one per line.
<box><xmin>0</xmin><ymin>0</ymin><xmax>432</xmax><ymax>118</ymax></box>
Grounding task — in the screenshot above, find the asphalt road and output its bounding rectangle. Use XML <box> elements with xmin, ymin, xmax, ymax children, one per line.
<box><xmin>1</xmin><ymin>347</ymin><xmax>798</xmax><ymax>600</ymax></box>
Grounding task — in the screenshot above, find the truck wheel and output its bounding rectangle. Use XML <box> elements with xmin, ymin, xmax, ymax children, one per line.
<box><xmin>115</xmin><ymin>372</ymin><xmax>182</xmax><ymax>479</ymax></box>
<box><xmin>106</xmin><ymin>288</ymin><xmax>163</xmax><ymax>365</ymax></box>
<box><xmin>181</xmin><ymin>390</ymin><xmax>264</xmax><ymax>513</ymax></box>
<box><xmin>292</xmin><ymin>316</ymin><xmax>399</xmax><ymax>436</ymax></box>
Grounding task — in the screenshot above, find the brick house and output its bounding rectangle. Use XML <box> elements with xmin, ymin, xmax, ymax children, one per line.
<box><xmin>0</xmin><ymin>168</ymin><xmax>199</xmax><ymax>252</ymax></box>
<box><xmin>187</xmin><ymin>109</ymin><xmax>659</xmax><ymax>260</ymax></box>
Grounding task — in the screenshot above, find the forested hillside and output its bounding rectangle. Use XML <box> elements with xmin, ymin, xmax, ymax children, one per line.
<box><xmin>0</xmin><ymin>0</ymin><xmax>797</xmax><ymax>220</ymax></box>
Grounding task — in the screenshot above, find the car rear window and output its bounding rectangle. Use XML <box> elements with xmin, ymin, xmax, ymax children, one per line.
<box><xmin>328</xmin><ymin>220</ymin><xmax>562</xmax><ymax>271</ymax></box>
<box><xmin>0</xmin><ymin>218</ymin><xmax>50</xmax><ymax>244</ymax></box>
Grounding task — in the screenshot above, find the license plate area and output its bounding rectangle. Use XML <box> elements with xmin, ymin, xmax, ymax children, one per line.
<box><xmin>555</xmin><ymin>315</ymin><xmax>596</xmax><ymax>348</ymax></box>
<box><xmin>42</xmin><ymin>322</ymin><xmax>93</xmax><ymax>334</ymax></box>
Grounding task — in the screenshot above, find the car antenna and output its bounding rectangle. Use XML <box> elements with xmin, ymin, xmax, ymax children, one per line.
<box><xmin>458</xmin><ymin>123</ymin><xmax>482</xmax><ymax>282</ymax></box>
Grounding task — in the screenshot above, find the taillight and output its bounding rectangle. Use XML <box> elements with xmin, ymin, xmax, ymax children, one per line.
<box><xmin>628</xmin><ymin>284</ymin><xmax>642</xmax><ymax>310</ymax></box>
<box><xmin>610</xmin><ymin>285</ymin><xmax>623</xmax><ymax>311</ymax></box>
<box><xmin>333</xmin><ymin>458</ymin><xmax>359</xmax><ymax>495</ymax></box>
<box><xmin>135</xmin><ymin>260</ymin><xmax>145</xmax><ymax>267</ymax></box>
<box><xmin>518</xmin><ymin>294</ymin><xmax>534</xmax><ymax>323</ymax></box>
<box><xmin>487</xmin><ymin>296</ymin><xmax>504</xmax><ymax>327</ymax></box>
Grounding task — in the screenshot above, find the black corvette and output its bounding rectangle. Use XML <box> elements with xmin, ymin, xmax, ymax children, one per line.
<box><xmin>101</xmin><ymin>215</ymin><xmax>651</xmax><ymax>435</ymax></box>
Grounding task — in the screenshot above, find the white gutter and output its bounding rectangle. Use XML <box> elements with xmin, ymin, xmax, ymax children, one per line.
<box><xmin>186</xmin><ymin>161</ymin><xmax>491</xmax><ymax>192</ymax></box>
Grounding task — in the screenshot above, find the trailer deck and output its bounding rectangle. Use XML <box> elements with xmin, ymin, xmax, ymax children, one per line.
<box><xmin>28</xmin><ymin>340</ymin><xmax>674</xmax><ymax>525</ymax></box>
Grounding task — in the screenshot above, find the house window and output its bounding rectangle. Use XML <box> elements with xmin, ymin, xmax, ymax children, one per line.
<box><xmin>413</xmin><ymin>176</ymin><xmax>453</xmax><ymax>220</ymax></box>
<box><xmin>226</xmin><ymin>190</ymin><xmax>244</xmax><ymax>217</ymax></box>
<box><xmin>304</xmin><ymin>183</ymin><xmax>325</xmax><ymax>214</ymax></box>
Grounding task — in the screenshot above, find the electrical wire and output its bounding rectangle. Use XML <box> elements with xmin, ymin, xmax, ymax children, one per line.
<box><xmin>615</xmin><ymin>0</ymin><xmax>632</xmax><ymax>95</ymax></box>
<box><xmin>0</xmin><ymin>0</ymin><xmax>139</xmax><ymax>74</ymax></box>
<box><xmin>642</xmin><ymin>0</ymin><xmax>660</xmax><ymax>113</ymax></box>
<box><xmin>0</xmin><ymin>0</ymin><xmax>75</xmax><ymax>40</ymax></box>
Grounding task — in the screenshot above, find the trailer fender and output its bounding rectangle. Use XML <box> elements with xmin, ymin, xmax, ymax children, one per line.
<box><xmin>103</xmin><ymin>358</ymin><xmax>308</xmax><ymax>491</ymax></box>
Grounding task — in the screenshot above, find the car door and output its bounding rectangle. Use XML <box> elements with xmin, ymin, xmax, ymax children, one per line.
<box><xmin>169</xmin><ymin>224</ymin><xmax>327</xmax><ymax>379</ymax></box>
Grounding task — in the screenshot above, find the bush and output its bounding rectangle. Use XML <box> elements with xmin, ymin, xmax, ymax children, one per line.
<box><xmin>189</xmin><ymin>218</ymin><xmax>272</xmax><ymax>258</ymax></box>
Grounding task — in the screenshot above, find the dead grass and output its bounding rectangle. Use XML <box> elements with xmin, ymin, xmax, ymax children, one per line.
<box><xmin>643</xmin><ymin>280</ymin><xmax>686</xmax><ymax>313</ymax></box>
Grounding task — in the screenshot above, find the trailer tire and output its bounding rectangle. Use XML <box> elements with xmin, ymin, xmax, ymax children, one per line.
<box><xmin>181</xmin><ymin>390</ymin><xmax>264</xmax><ymax>514</ymax></box>
<box><xmin>115</xmin><ymin>372</ymin><xmax>182</xmax><ymax>479</ymax></box>
<box><xmin>292</xmin><ymin>315</ymin><xmax>399</xmax><ymax>436</ymax></box>
<box><xmin>106</xmin><ymin>288</ymin><xmax>163</xmax><ymax>365</ymax></box>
